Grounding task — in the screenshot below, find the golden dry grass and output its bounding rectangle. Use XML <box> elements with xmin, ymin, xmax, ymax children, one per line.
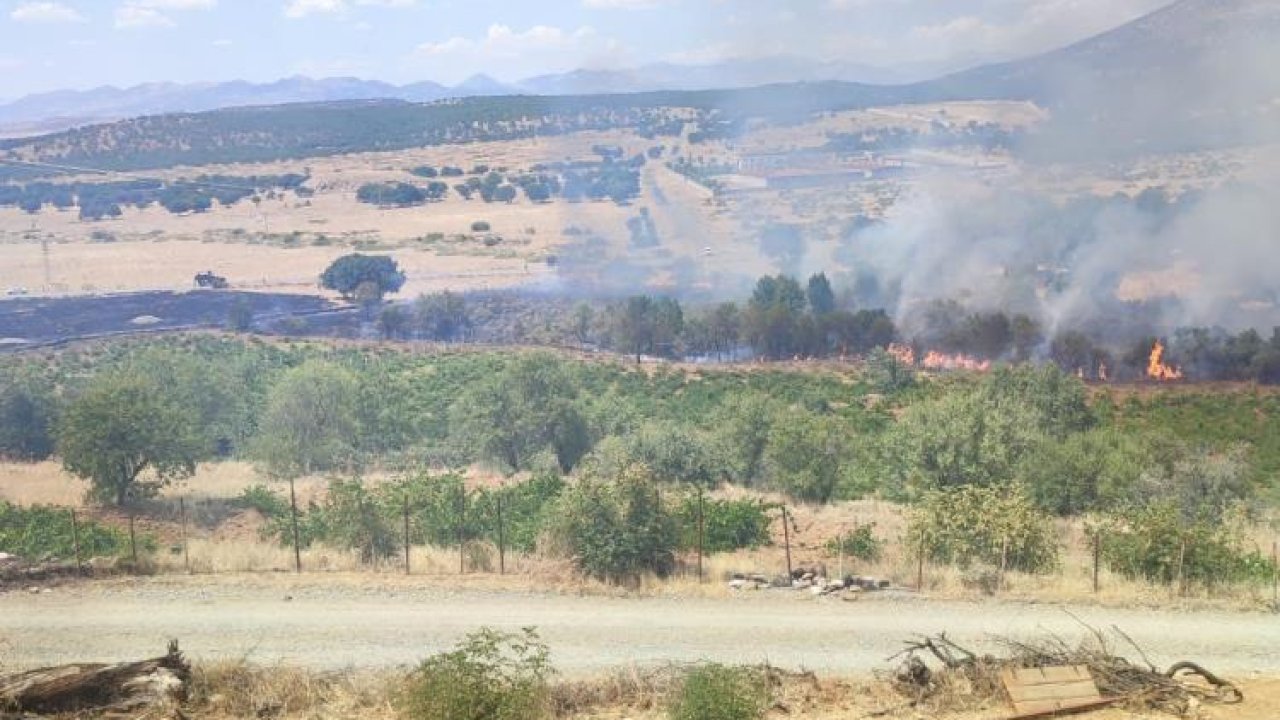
<box><xmin>182</xmin><ymin>659</ymin><xmax>1280</xmax><ymax>720</ymax></box>
<box><xmin>3</xmin><ymin>460</ymin><xmax>1273</xmax><ymax>609</ymax></box>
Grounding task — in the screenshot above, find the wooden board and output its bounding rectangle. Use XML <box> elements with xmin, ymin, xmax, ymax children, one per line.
<box><xmin>1001</xmin><ymin>665</ymin><xmax>1114</xmax><ymax>718</ymax></box>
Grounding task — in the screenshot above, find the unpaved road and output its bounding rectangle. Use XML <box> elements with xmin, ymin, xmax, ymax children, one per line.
<box><xmin>2</xmin><ymin>577</ymin><xmax>1278</xmax><ymax>675</ymax></box>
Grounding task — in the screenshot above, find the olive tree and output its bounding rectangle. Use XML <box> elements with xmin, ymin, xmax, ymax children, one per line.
<box><xmin>58</xmin><ymin>372</ymin><xmax>201</xmax><ymax>506</ymax></box>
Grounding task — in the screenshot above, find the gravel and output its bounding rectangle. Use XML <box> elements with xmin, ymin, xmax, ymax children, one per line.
<box><xmin>2</xmin><ymin>576</ymin><xmax>1277</xmax><ymax>677</ymax></box>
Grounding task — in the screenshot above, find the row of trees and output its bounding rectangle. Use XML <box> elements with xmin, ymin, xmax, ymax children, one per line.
<box><xmin>0</xmin><ymin>175</ymin><xmax>306</xmax><ymax>220</ymax></box>
<box><xmin>2</xmin><ymin>336</ymin><xmax>1274</xmax><ymax>588</ymax></box>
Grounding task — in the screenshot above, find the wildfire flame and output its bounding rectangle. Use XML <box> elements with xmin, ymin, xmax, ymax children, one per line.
<box><xmin>887</xmin><ymin>343</ymin><xmax>916</xmax><ymax>366</ymax></box>
<box><xmin>885</xmin><ymin>344</ymin><xmax>991</xmax><ymax>372</ymax></box>
<box><xmin>1147</xmin><ymin>341</ymin><xmax>1184</xmax><ymax>381</ymax></box>
<box><xmin>922</xmin><ymin>351</ymin><xmax>992</xmax><ymax>372</ymax></box>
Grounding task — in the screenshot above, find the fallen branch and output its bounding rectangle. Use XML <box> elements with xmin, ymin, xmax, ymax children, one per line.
<box><xmin>0</xmin><ymin>640</ymin><xmax>189</xmax><ymax>716</ymax></box>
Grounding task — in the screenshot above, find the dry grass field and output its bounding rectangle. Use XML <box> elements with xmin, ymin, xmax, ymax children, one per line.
<box><xmin>3</xmin><ymin>459</ymin><xmax>1274</xmax><ymax>610</ymax></box>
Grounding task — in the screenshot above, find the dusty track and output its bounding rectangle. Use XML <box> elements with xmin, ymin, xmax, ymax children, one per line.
<box><xmin>2</xmin><ymin>576</ymin><xmax>1277</xmax><ymax>676</ymax></box>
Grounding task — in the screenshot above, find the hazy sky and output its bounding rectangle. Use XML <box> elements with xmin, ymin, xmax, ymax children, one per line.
<box><xmin>0</xmin><ymin>0</ymin><xmax>1173</xmax><ymax>97</ymax></box>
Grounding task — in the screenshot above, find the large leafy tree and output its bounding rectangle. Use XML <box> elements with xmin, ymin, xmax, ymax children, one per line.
<box><xmin>320</xmin><ymin>253</ymin><xmax>406</xmax><ymax>301</ymax></box>
<box><xmin>251</xmin><ymin>361</ymin><xmax>361</xmax><ymax>479</ymax></box>
<box><xmin>547</xmin><ymin>464</ymin><xmax>676</xmax><ymax>584</ymax></box>
<box><xmin>58</xmin><ymin>372</ymin><xmax>201</xmax><ymax>505</ymax></box>
<box><xmin>608</xmin><ymin>296</ymin><xmax>683</xmax><ymax>362</ymax></box>
<box><xmin>449</xmin><ymin>353</ymin><xmax>591</xmax><ymax>473</ymax></box>
<box><xmin>0</xmin><ymin>380</ymin><xmax>54</xmax><ymax>461</ymax></box>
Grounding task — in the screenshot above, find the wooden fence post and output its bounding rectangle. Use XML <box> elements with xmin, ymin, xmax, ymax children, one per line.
<box><xmin>69</xmin><ymin>509</ymin><xmax>82</xmax><ymax>575</ymax></box>
<box><xmin>128</xmin><ymin>514</ymin><xmax>138</xmax><ymax>569</ymax></box>
<box><xmin>1271</xmin><ymin>540</ymin><xmax>1277</xmax><ymax>609</ymax></box>
<box><xmin>457</xmin><ymin>490</ymin><xmax>466</xmax><ymax>575</ymax></box>
<box><xmin>289</xmin><ymin>477</ymin><xmax>302</xmax><ymax>574</ymax></box>
<box><xmin>1092</xmin><ymin>531</ymin><xmax>1101</xmax><ymax>594</ymax></box>
<box><xmin>696</xmin><ymin>489</ymin><xmax>705</xmax><ymax>583</ymax></box>
<box><xmin>403</xmin><ymin>496</ymin><xmax>411</xmax><ymax>576</ymax></box>
<box><xmin>916</xmin><ymin>528</ymin><xmax>926</xmax><ymax>592</ymax></box>
<box><xmin>179</xmin><ymin>497</ymin><xmax>190</xmax><ymax>574</ymax></box>
<box><xmin>496</xmin><ymin>493</ymin><xmax>506</xmax><ymax>576</ymax></box>
<box><xmin>998</xmin><ymin>535</ymin><xmax>1009</xmax><ymax>594</ymax></box>
<box><xmin>781</xmin><ymin>506</ymin><xmax>793</xmax><ymax>580</ymax></box>
<box><xmin>1176</xmin><ymin>536</ymin><xmax>1187</xmax><ymax>597</ymax></box>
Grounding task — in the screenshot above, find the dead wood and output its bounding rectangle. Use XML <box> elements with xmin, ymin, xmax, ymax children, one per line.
<box><xmin>0</xmin><ymin>640</ymin><xmax>188</xmax><ymax>717</ymax></box>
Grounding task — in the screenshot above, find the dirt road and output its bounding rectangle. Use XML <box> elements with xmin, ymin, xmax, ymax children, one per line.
<box><xmin>2</xmin><ymin>576</ymin><xmax>1277</xmax><ymax>676</ymax></box>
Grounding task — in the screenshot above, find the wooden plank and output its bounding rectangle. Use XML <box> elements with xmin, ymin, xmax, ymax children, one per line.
<box><xmin>1002</xmin><ymin>665</ymin><xmax>1106</xmax><ymax>718</ymax></box>
<box><xmin>1003</xmin><ymin>665</ymin><xmax>1092</xmax><ymax>685</ymax></box>
<box><xmin>1007</xmin><ymin>697</ymin><xmax>1119</xmax><ymax>719</ymax></box>
<box><xmin>1007</xmin><ymin>681</ymin><xmax>1101</xmax><ymax>702</ymax></box>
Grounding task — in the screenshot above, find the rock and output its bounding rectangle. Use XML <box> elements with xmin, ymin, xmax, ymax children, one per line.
<box><xmin>728</xmin><ymin>579</ymin><xmax>747</xmax><ymax>590</ymax></box>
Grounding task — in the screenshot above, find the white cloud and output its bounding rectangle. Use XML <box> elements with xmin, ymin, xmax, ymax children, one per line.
<box><xmin>283</xmin><ymin>0</ymin><xmax>345</xmax><ymax>18</ymax></box>
<box><xmin>10</xmin><ymin>2</ymin><xmax>86</xmax><ymax>23</ymax></box>
<box><xmin>417</xmin><ymin>24</ymin><xmax>601</xmax><ymax>58</ymax></box>
<box><xmin>211</xmin><ymin>38</ymin><xmax>233</xmax><ymax>46</ymax></box>
<box><xmin>115</xmin><ymin>5</ymin><xmax>175</xmax><ymax>27</ymax></box>
<box><xmin>356</xmin><ymin>0</ymin><xmax>415</xmax><ymax>6</ymax></box>
<box><xmin>113</xmin><ymin>0</ymin><xmax>214</xmax><ymax>29</ymax></box>
<box><xmin>582</xmin><ymin>0</ymin><xmax>669</xmax><ymax>8</ymax></box>
<box><xmin>131</xmin><ymin>0</ymin><xmax>217</xmax><ymax>8</ymax></box>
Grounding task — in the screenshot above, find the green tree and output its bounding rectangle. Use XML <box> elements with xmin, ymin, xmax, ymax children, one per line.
<box><xmin>251</xmin><ymin>361</ymin><xmax>361</xmax><ymax>479</ymax></box>
<box><xmin>762</xmin><ymin>407</ymin><xmax>845</xmax><ymax>503</ymax></box>
<box><xmin>449</xmin><ymin>354</ymin><xmax>591</xmax><ymax>473</ymax></box>
<box><xmin>414</xmin><ymin>291</ymin><xmax>470</xmax><ymax>341</ymax></box>
<box><xmin>745</xmin><ymin>275</ymin><xmax>807</xmax><ymax>359</ymax></box>
<box><xmin>806</xmin><ymin>272</ymin><xmax>836</xmax><ymax>316</ymax></box>
<box><xmin>57</xmin><ymin>372</ymin><xmax>201</xmax><ymax>506</ymax></box>
<box><xmin>377</xmin><ymin>304</ymin><xmax>410</xmax><ymax>340</ymax></box>
<box><xmin>1020</xmin><ymin>429</ymin><xmax>1151</xmax><ymax>515</ymax></box>
<box><xmin>0</xmin><ymin>382</ymin><xmax>54</xmax><ymax>461</ymax></box>
<box><xmin>547</xmin><ymin>464</ymin><xmax>676</xmax><ymax>584</ymax></box>
<box><xmin>319</xmin><ymin>253</ymin><xmax>406</xmax><ymax>301</ymax></box>
<box><xmin>608</xmin><ymin>296</ymin><xmax>683</xmax><ymax>362</ymax></box>
<box><xmin>885</xmin><ymin>390</ymin><xmax>1042</xmax><ymax>498</ymax></box>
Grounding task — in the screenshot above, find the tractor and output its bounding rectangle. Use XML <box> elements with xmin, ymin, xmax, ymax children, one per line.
<box><xmin>194</xmin><ymin>271</ymin><xmax>228</xmax><ymax>289</ymax></box>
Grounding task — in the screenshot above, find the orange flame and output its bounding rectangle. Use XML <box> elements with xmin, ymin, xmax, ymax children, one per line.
<box><xmin>887</xmin><ymin>343</ymin><xmax>916</xmax><ymax>366</ymax></box>
<box><xmin>922</xmin><ymin>351</ymin><xmax>991</xmax><ymax>372</ymax></box>
<box><xmin>1147</xmin><ymin>341</ymin><xmax>1184</xmax><ymax>381</ymax></box>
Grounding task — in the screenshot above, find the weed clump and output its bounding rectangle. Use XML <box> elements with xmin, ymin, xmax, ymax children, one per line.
<box><xmin>399</xmin><ymin>628</ymin><xmax>553</xmax><ymax>720</ymax></box>
<box><xmin>669</xmin><ymin>663</ymin><xmax>771</xmax><ymax>720</ymax></box>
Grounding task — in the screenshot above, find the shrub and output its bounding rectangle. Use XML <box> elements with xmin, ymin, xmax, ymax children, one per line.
<box><xmin>1100</xmin><ymin>502</ymin><xmax>1276</xmax><ymax>588</ymax></box>
<box><xmin>546</xmin><ymin>464</ymin><xmax>677</xmax><ymax>584</ymax></box>
<box><xmin>0</xmin><ymin>502</ymin><xmax>126</xmax><ymax>560</ymax></box>
<box><xmin>471</xmin><ymin>220</ymin><xmax>492</xmax><ymax>232</ymax></box>
<box><xmin>669</xmin><ymin>664</ymin><xmax>770</xmax><ymax>720</ymax></box>
<box><xmin>236</xmin><ymin>484</ymin><xmax>288</xmax><ymax>518</ymax></box>
<box><xmin>908</xmin><ymin>484</ymin><xmax>1058</xmax><ymax>573</ymax></box>
<box><xmin>675</xmin><ymin>494</ymin><xmax>772</xmax><ymax>553</ymax></box>
<box><xmin>824</xmin><ymin>522</ymin><xmax>883</xmax><ymax>562</ymax></box>
<box><xmin>399</xmin><ymin>628</ymin><xmax>553</xmax><ymax>720</ymax></box>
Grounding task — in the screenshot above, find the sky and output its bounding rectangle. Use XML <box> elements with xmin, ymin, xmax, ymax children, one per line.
<box><xmin>0</xmin><ymin>0</ymin><xmax>1175</xmax><ymax>98</ymax></box>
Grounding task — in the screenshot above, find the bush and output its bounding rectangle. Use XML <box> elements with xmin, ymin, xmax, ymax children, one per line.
<box><xmin>399</xmin><ymin>628</ymin><xmax>553</xmax><ymax>720</ymax></box>
<box><xmin>908</xmin><ymin>484</ymin><xmax>1058</xmax><ymax>573</ymax></box>
<box><xmin>0</xmin><ymin>502</ymin><xmax>126</xmax><ymax>560</ymax></box>
<box><xmin>669</xmin><ymin>664</ymin><xmax>770</xmax><ymax>720</ymax></box>
<box><xmin>546</xmin><ymin>464</ymin><xmax>677</xmax><ymax>584</ymax></box>
<box><xmin>236</xmin><ymin>484</ymin><xmax>288</xmax><ymax>518</ymax></box>
<box><xmin>825</xmin><ymin>522</ymin><xmax>883</xmax><ymax>562</ymax></box>
<box><xmin>472</xmin><ymin>220</ymin><xmax>492</xmax><ymax>232</ymax></box>
<box><xmin>675</xmin><ymin>494</ymin><xmax>772</xmax><ymax>553</ymax></box>
<box><xmin>1100</xmin><ymin>502</ymin><xmax>1276</xmax><ymax>588</ymax></box>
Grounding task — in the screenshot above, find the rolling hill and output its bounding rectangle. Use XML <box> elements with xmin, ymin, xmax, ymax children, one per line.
<box><xmin>1</xmin><ymin>0</ymin><xmax>1276</xmax><ymax>176</ymax></box>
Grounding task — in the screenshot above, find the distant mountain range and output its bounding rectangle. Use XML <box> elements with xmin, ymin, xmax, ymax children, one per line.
<box><xmin>0</xmin><ymin>56</ymin><xmax>958</xmax><ymax>137</ymax></box>
<box><xmin>2</xmin><ymin>0</ymin><xmax>1275</xmax><ymax>158</ymax></box>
